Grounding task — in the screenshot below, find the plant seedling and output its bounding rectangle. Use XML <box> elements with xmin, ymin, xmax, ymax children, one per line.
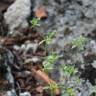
<box><xmin>43</xmin><ymin>52</ymin><xmax>59</xmax><ymax>72</ymax></box>
<box><xmin>45</xmin><ymin>32</ymin><xmax>56</xmax><ymax>45</ymax></box>
<box><xmin>66</xmin><ymin>88</ymin><xmax>76</xmax><ymax>96</ymax></box>
<box><xmin>30</xmin><ymin>18</ymin><xmax>40</xmax><ymax>27</ymax></box>
<box><xmin>71</xmin><ymin>35</ymin><xmax>87</xmax><ymax>50</ymax></box>
<box><xmin>39</xmin><ymin>31</ymin><xmax>57</xmax><ymax>45</ymax></box>
<box><xmin>62</xmin><ymin>65</ymin><xmax>77</xmax><ymax>76</ymax></box>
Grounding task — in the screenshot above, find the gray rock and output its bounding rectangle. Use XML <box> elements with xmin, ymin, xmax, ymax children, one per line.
<box><xmin>13</xmin><ymin>45</ymin><xmax>20</xmax><ymax>51</ymax></box>
<box><xmin>4</xmin><ymin>0</ymin><xmax>31</xmax><ymax>34</ymax></box>
<box><xmin>92</xmin><ymin>61</ymin><xmax>96</xmax><ymax>68</ymax></box>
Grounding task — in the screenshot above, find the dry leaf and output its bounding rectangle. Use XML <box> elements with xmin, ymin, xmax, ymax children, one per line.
<box><xmin>35</xmin><ymin>6</ymin><xmax>47</xmax><ymax>19</ymax></box>
<box><xmin>36</xmin><ymin>86</ymin><xmax>43</xmax><ymax>93</ymax></box>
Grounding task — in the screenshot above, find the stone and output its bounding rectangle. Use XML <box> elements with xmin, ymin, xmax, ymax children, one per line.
<box><xmin>7</xmin><ymin>89</ymin><xmax>16</xmax><ymax>96</ymax></box>
<box><xmin>25</xmin><ymin>57</ymin><xmax>40</xmax><ymax>63</ymax></box>
<box><xmin>20</xmin><ymin>92</ymin><xmax>31</xmax><ymax>96</ymax></box>
<box><xmin>92</xmin><ymin>61</ymin><xmax>96</xmax><ymax>68</ymax></box>
<box><xmin>4</xmin><ymin>0</ymin><xmax>31</xmax><ymax>34</ymax></box>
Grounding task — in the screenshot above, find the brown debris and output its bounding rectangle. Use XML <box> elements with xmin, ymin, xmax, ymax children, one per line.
<box><xmin>0</xmin><ymin>23</ymin><xmax>59</xmax><ymax>95</ymax></box>
<box><xmin>0</xmin><ymin>0</ymin><xmax>15</xmax><ymax>12</ymax></box>
<box><xmin>0</xmin><ymin>28</ymin><xmax>43</xmax><ymax>47</ymax></box>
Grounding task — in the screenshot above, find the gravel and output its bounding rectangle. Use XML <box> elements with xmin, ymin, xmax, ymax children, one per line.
<box><xmin>2</xmin><ymin>0</ymin><xmax>96</xmax><ymax>96</ymax></box>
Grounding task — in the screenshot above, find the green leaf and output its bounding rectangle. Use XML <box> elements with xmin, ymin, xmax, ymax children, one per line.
<box><xmin>30</xmin><ymin>18</ymin><xmax>40</xmax><ymax>27</ymax></box>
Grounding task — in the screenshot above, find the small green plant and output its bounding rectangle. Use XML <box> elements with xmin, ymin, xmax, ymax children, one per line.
<box><xmin>60</xmin><ymin>64</ymin><xmax>80</xmax><ymax>96</ymax></box>
<box><xmin>39</xmin><ymin>31</ymin><xmax>57</xmax><ymax>45</ymax></box>
<box><xmin>71</xmin><ymin>36</ymin><xmax>87</xmax><ymax>50</ymax></box>
<box><xmin>30</xmin><ymin>18</ymin><xmax>40</xmax><ymax>27</ymax></box>
<box><xmin>43</xmin><ymin>83</ymin><xmax>58</xmax><ymax>96</ymax></box>
<box><xmin>62</xmin><ymin>65</ymin><xmax>77</xmax><ymax>76</ymax></box>
<box><xmin>45</xmin><ymin>32</ymin><xmax>56</xmax><ymax>45</ymax></box>
<box><xmin>66</xmin><ymin>88</ymin><xmax>76</xmax><ymax>96</ymax></box>
<box><xmin>43</xmin><ymin>52</ymin><xmax>58</xmax><ymax>72</ymax></box>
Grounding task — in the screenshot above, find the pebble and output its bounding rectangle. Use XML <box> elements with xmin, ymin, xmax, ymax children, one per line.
<box><xmin>25</xmin><ymin>57</ymin><xmax>40</xmax><ymax>63</ymax></box>
<box><xmin>21</xmin><ymin>41</ymin><xmax>38</xmax><ymax>53</ymax></box>
<box><xmin>20</xmin><ymin>92</ymin><xmax>31</xmax><ymax>96</ymax></box>
<box><xmin>26</xmin><ymin>43</ymin><xmax>38</xmax><ymax>53</ymax></box>
<box><xmin>92</xmin><ymin>60</ymin><xmax>96</xmax><ymax>69</ymax></box>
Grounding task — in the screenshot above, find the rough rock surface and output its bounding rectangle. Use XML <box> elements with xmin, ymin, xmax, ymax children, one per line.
<box><xmin>33</xmin><ymin>0</ymin><xmax>96</xmax><ymax>40</ymax></box>
<box><xmin>4</xmin><ymin>0</ymin><xmax>31</xmax><ymax>35</ymax></box>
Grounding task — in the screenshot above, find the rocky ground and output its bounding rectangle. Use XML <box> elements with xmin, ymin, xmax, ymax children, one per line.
<box><xmin>0</xmin><ymin>0</ymin><xmax>96</xmax><ymax>96</ymax></box>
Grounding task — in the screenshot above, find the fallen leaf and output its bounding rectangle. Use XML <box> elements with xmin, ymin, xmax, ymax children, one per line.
<box><xmin>35</xmin><ymin>6</ymin><xmax>47</xmax><ymax>19</ymax></box>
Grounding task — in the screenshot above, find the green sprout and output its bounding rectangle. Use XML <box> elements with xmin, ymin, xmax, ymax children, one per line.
<box><xmin>30</xmin><ymin>18</ymin><xmax>40</xmax><ymax>27</ymax></box>
<box><xmin>66</xmin><ymin>88</ymin><xmax>76</xmax><ymax>96</ymax></box>
<box><xmin>45</xmin><ymin>32</ymin><xmax>56</xmax><ymax>45</ymax></box>
<box><xmin>62</xmin><ymin>65</ymin><xmax>77</xmax><ymax>76</ymax></box>
<box><xmin>39</xmin><ymin>31</ymin><xmax>57</xmax><ymax>45</ymax></box>
<box><xmin>71</xmin><ymin>36</ymin><xmax>87</xmax><ymax>50</ymax></box>
<box><xmin>43</xmin><ymin>83</ymin><xmax>58</xmax><ymax>96</ymax></box>
<box><xmin>43</xmin><ymin>53</ymin><xmax>58</xmax><ymax>72</ymax></box>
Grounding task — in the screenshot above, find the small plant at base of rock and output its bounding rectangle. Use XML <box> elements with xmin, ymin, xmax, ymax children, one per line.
<box><xmin>71</xmin><ymin>35</ymin><xmax>87</xmax><ymax>51</ymax></box>
<box><xmin>30</xmin><ymin>18</ymin><xmax>40</xmax><ymax>27</ymax></box>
